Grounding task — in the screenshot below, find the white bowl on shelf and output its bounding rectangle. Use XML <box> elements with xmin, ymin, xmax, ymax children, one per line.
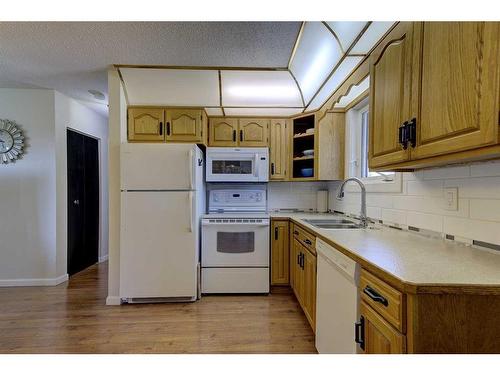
<box><xmin>306</xmin><ymin>128</ymin><xmax>315</xmax><ymax>134</ymax></box>
<box><xmin>303</xmin><ymin>149</ymin><xmax>314</xmax><ymax>156</ymax></box>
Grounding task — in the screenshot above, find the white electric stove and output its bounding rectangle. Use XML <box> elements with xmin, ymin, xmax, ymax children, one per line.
<box><xmin>201</xmin><ymin>185</ymin><xmax>270</xmax><ymax>294</ymax></box>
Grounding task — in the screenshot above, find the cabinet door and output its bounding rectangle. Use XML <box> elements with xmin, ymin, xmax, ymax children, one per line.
<box><xmin>269</xmin><ymin>119</ymin><xmax>289</xmax><ymax>180</ymax></box>
<box><xmin>411</xmin><ymin>22</ymin><xmax>500</xmax><ymax>159</ymax></box>
<box><xmin>291</xmin><ymin>239</ymin><xmax>304</xmax><ymax>305</ymax></box>
<box><xmin>271</xmin><ymin>220</ymin><xmax>290</xmax><ymax>285</ymax></box>
<box><xmin>128</xmin><ymin>108</ymin><xmax>165</xmax><ymax>142</ymax></box>
<box><xmin>302</xmin><ymin>249</ymin><xmax>317</xmax><ymax>331</ymax></box>
<box><xmin>369</xmin><ymin>22</ymin><xmax>415</xmax><ymax>168</ymax></box>
<box><xmin>165</xmin><ymin>109</ymin><xmax>202</xmax><ymax>142</ymax></box>
<box><xmin>360</xmin><ymin>301</ymin><xmax>405</xmax><ymax>354</ymax></box>
<box><xmin>239</xmin><ymin>118</ymin><xmax>269</xmax><ymax>147</ymax></box>
<box><xmin>209</xmin><ymin>118</ymin><xmax>238</xmax><ymax>146</ymax></box>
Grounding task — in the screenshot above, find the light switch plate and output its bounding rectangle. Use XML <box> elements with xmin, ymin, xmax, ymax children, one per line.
<box><xmin>444</xmin><ymin>187</ymin><xmax>458</xmax><ymax>211</ymax></box>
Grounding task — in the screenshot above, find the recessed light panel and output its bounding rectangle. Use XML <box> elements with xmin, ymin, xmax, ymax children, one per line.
<box><xmin>349</xmin><ymin>22</ymin><xmax>395</xmax><ymax>55</ymax></box>
<box><xmin>223</xmin><ymin>107</ymin><xmax>302</xmax><ymax>117</ymax></box>
<box><xmin>221</xmin><ymin>70</ymin><xmax>302</xmax><ymax>107</ymax></box>
<box><xmin>325</xmin><ymin>22</ymin><xmax>369</xmax><ymax>51</ymax></box>
<box><xmin>306</xmin><ymin>56</ymin><xmax>363</xmax><ymax>111</ymax></box>
<box><xmin>289</xmin><ymin>22</ymin><xmax>343</xmax><ymax>104</ymax></box>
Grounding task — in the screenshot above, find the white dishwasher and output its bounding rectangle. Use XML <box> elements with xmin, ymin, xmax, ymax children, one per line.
<box><xmin>315</xmin><ymin>238</ymin><xmax>360</xmax><ymax>354</ymax></box>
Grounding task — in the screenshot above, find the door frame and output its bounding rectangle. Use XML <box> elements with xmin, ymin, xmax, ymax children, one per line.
<box><xmin>66</xmin><ymin>127</ymin><xmax>103</xmax><ymax>272</ymax></box>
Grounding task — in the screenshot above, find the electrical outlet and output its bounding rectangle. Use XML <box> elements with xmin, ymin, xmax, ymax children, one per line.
<box><xmin>444</xmin><ymin>187</ymin><xmax>458</xmax><ymax>211</ymax></box>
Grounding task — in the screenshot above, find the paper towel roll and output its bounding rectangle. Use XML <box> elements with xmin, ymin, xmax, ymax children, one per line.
<box><xmin>316</xmin><ymin>190</ymin><xmax>328</xmax><ymax>213</ymax></box>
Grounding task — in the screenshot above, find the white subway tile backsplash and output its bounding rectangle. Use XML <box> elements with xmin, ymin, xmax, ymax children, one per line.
<box><xmin>381</xmin><ymin>209</ymin><xmax>407</xmax><ymax>225</ymax></box>
<box><xmin>392</xmin><ymin>195</ymin><xmax>469</xmax><ymax>218</ymax></box>
<box><xmin>268</xmin><ymin>182</ymin><xmax>329</xmax><ymax>211</ymax></box>
<box><xmin>407</xmin><ymin>179</ymin><xmax>444</xmax><ymax>197</ymax></box>
<box><xmin>422</xmin><ymin>165</ymin><xmax>470</xmax><ymax>180</ymax></box>
<box><xmin>469</xmin><ymin>199</ymin><xmax>500</xmax><ymax>222</ymax></box>
<box><xmin>470</xmin><ymin>160</ymin><xmax>500</xmax><ymax>177</ymax></box>
<box><xmin>443</xmin><ymin>216</ymin><xmax>500</xmax><ymax>245</ymax></box>
<box><xmin>444</xmin><ymin>177</ymin><xmax>500</xmax><ymax>199</ymax></box>
<box><xmin>407</xmin><ymin>212</ymin><xmax>444</xmax><ymax>233</ymax></box>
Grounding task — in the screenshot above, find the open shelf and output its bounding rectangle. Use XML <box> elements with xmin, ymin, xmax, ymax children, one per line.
<box><xmin>293</xmin><ymin>132</ymin><xmax>315</xmax><ymax>139</ymax></box>
<box><xmin>293</xmin><ymin>155</ymin><xmax>314</xmax><ymax>161</ymax></box>
<box><xmin>292</xmin><ymin>114</ymin><xmax>316</xmax><ymax>179</ymax></box>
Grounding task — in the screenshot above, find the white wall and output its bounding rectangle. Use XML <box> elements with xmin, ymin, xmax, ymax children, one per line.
<box><xmin>0</xmin><ymin>88</ymin><xmax>108</xmax><ymax>286</ymax></box>
<box><xmin>0</xmin><ymin>89</ymin><xmax>58</xmax><ymax>284</ymax></box>
<box><xmin>268</xmin><ymin>182</ymin><xmax>329</xmax><ymax>211</ymax></box>
<box><xmin>330</xmin><ymin>162</ymin><xmax>500</xmax><ymax>247</ymax></box>
<box><xmin>54</xmin><ymin>92</ymin><xmax>108</xmax><ymax>278</ymax></box>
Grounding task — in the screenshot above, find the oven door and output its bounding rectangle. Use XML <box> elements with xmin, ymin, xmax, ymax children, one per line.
<box><xmin>201</xmin><ymin>219</ymin><xmax>270</xmax><ymax>267</ymax></box>
<box><xmin>206</xmin><ymin>148</ymin><xmax>267</xmax><ymax>182</ymax></box>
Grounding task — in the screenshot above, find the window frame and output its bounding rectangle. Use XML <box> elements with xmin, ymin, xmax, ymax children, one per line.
<box><xmin>344</xmin><ymin>96</ymin><xmax>402</xmax><ymax>193</ymax></box>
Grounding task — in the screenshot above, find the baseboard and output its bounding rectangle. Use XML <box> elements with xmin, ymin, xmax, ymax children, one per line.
<box><xmin>0</xmin><ymin>273</ymin><xmax>69</xmax><ymax>287</ymax></box>
<box><xmin>98</xmin><ymin>254</ymin><xmax>109</xmax><ymax>263</ymax></box>
<box><xmin>106</xmin><ymin>296</ymin><xmax>122</xmax><ymax>305</ymax></box>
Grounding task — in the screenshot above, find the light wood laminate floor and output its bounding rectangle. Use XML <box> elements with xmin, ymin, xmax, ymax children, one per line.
<box><xmin>0</xmin><ymin>262</ymin><xmax>316</xmax><ymax>353</ymax></box>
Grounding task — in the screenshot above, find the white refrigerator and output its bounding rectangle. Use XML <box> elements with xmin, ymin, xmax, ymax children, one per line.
<box><xmin>120</xmin><ymin>143</ymin><xmax>204</xmax><ymax>302</ymax></box>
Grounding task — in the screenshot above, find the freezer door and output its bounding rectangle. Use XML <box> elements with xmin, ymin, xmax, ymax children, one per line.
<box><xmin>120</xmin><ymin>191</ymin><xmax>198</xmax><ymax>299</ymax></box>
<box><xmin>121</xmin><ymin>143</ymin><xmax>202</xmax><ymax>190</ymax></box>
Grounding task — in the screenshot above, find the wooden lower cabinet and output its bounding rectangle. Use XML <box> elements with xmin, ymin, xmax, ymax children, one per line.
<box><xmin>291</xmin><ymin>234</ymin><xmax>317</xmax><ymax>331</ymax></box>
<box><xmin>271</xmin><ymin>220</ymin><xmax>290</xmax><ymax>285</ymax></box>
<box><xmin>360</xmin><ymin>301</ymin><xmax>405</xmax><ymax>354</ymax></box>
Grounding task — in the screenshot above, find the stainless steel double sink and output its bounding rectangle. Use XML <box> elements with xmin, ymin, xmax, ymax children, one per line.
<box><xmin>302</xmin><ymin>218</ymin><xmax>362</xmax><ymax>229</ymax></box>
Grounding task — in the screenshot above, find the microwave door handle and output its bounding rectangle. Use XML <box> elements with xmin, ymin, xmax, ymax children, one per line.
<box><xmin>188</xmin><ymin>149</ymin><xmax>194</xmax><ymax>190</ymax></box>
<box><xmin>254</xmin><ymin>153</ymin><xmax>259</xmax><ymax>177</ymax></box>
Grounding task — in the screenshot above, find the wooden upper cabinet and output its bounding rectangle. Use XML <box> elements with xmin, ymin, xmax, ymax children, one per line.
<box><xmin>128</xmin><ymin>108</ymin><xmax>165</xmax><ymax>142</ymax></box>
<box><xmin>208</xmin><ymin>118</ymin><xmax>238</xmax><ymax>146</ymax></box>
<box><xmin>360</xmin><ymin>301</ymin><xmax>405</xmax><ymax>354</ymax></box>
<box><xmin>369</xmin><ymin>22</ymin><xmax>415</xmax><ymax>168</ymax></box>
<box><xmin>411</xmin><ymin>22</ymin><xmax>500</xmax><ymax>159</ymax></box>
<box><xmin>239</xmin><ymin>118</ymin><xmax>269</xmax><ymax>147</ymax></box>
<box><xmin>269</xmin><ymin>119</ymin><xmax>288</xmax><ymax>180</ymax></box>
<box><xmin>271</xmin><ymin>220</ymin><xmax>290</xmax><ymax>285</ymax></box>
<box><xmin>166</xmin><ymin>109</ymin><xmax>203</xmax><ymax>142</ymax></box>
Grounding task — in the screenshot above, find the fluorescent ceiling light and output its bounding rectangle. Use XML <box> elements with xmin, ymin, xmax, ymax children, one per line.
<box><xmin>306</xmin><ymin>56</ymin><xmax>363</xmax><ymax>111</ymax></box>
<box><xmin>350</xmin><ymin>22</ymin><xmax>395</xmax><ymax>55</ymax></box>
<box><xmin>325</xmin><ymin>22</ymin><xmax>368</xmax><ymax>51</ymax></box>
<box><xmin>223</xmin><ymin>107</ymin><xmax>302</xmax><ymax>117</ymax></box>
<box><xmin>289</xmin><ymin>22</ymin><xmax>343</xmax><ymax>104</ymax></box>
<box><xmin>222</xmin><ymin>70</ymin><xmax>302</xmax><ymax>107</ymax></box>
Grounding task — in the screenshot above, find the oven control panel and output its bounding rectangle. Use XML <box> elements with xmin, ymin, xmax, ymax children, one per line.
<box><xmin>208</xmin><ymin>188</ymin><xmax>267</xmax><ymax>212</ymax></box>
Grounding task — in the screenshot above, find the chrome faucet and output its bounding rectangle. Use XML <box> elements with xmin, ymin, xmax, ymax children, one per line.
<box><xmin>336</xmin><ymin>177</ymin><xmax>368</xmax><ymax>228</ymax></box>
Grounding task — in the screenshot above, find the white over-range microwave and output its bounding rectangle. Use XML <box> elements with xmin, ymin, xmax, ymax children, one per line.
<box><xmin>205</xmin><ymin>147</ymin><xmax>269</xmax><ymax>182</ymax></box>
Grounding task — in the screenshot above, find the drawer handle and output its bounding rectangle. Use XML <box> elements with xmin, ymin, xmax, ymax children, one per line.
<box><xmin>304</xmin><ymin>239</ymin><xmax>312</xmax><ymax>245</ymax></box>
<box><xmin>363</xmin><ymin>286</ymin><xmax>389</xmax><ymax>307</ymax></box>
<box><xmin>293</xmin><ymin>230</ymin><xmax>299</xmax><ymax>235</ymax></box>
<box><xmin>354</xmin><ymin>316</ymin><xmax>365</xmax><ymax>350</ymax></box>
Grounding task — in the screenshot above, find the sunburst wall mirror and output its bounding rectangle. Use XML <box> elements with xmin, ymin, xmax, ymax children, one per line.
<box><xmin>0</xmin><ymin>119</ymin><xmax>25</xmax><ymax>164</ymax></box>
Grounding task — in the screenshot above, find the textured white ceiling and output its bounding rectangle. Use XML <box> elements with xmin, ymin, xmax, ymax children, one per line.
<box><xmin>0</xmin><ymin>22</ymin><xmax>301</xmax><ymax>116</ymax></box>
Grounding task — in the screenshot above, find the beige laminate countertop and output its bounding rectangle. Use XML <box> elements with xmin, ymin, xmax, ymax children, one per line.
<box><xmin>270</xmin><ymin>212</ymin><xmax>500</xmax><ymax>294</ymax></box>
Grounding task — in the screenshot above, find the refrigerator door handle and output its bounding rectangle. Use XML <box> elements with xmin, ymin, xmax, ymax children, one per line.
<box><xmin>189</xmin><ymin>149</ymin><xmax>194</xmax><ymax>190</ymax></box>
<box><xmin>189</xmin><ymin>191</ymin><xmax>194</xmax><ymax>233</ymax></box>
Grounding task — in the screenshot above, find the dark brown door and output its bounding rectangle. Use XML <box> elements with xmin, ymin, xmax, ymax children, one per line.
<box><xmin>67</xmin><ymin>129</ymin><xmax>99</xmax><ymax>276</ymax></box>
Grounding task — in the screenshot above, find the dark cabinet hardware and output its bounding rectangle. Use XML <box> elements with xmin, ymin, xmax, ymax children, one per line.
<box><xmin>399</xmin><ymin>121</ymin><xmax>408</xmax><ymax>149</ymax></box>
<box><xmin>297</xmin><ymin>252</ymin><xmax>301</xmax><ymax>265</ymax></box>
<box><xmin>293</xmin><ymin>230</ymin><xmax>299</xmax><ymax>235</ymax></box>
<box><xmin>240</xmin><ymin>130</ymin><xmax>243</xmax><ymax>142</ymax></box>
<box><xmin>232</xmin><ymin>130</ymin><xmax>236</xmax><ymax>142</ymax></box>
<box><xmin>355</xmin><ymin>316</ymin><xmax>365</xmax><ymax>350</ymax></box>
<box><xmin>363</xmin><ymin>286</ymin><xmax>389</xmax><ymax>306</ymax></box>
<box><xmin>159</xmin><ymin>122</ymin><xmax>163</xmax><ymax>135</ymax></box>
<box><xmin>299</xmin><ymin>252</ymin><xmax>305</xmax><ymax>269</ymax></box>
<box><xmin>304</xmin><ymin>239</ymin><xmax>312</xmax><ymax>246</ymax></box>
<box><xmin>274</xmin><ymin>226</ymin><xmax>278</xmax><ymax>240</ymax></box>
<box><xmin>271</xmin><ymin>163</ymin><xmax>275</xmax><ymax>175</ymax></box>
<box><xmin>166</xmin><ymin>122</ymin><xmax>171</xmax><ymax>136</ymax></box>
<box><xmin>407</xmin><ymin>117</ymin><xmax>417</xmax><ymax>148</ymax></box>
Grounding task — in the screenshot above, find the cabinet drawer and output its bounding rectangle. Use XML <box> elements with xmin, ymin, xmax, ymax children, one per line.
<box><xmin>360</xmin><ymin>269</ymin><xmax>405</xmax><ymax>332</ymax></box>
<box><xmin>292</xmin><ymin>225</ymin><xmax>315</xmax><ymax>255</ymax></box>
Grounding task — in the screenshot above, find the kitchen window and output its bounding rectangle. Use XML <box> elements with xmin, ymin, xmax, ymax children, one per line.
<box><xmin>345</xmin><ymin>97</ymin><xmax>402</xmax><ymax>193</ymax></box>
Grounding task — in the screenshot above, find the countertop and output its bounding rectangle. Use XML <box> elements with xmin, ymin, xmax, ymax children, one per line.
<box><xmin>270</xmin><ymin>212</ymin><xmax>500</xmax><ymax>293</ymax></box>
